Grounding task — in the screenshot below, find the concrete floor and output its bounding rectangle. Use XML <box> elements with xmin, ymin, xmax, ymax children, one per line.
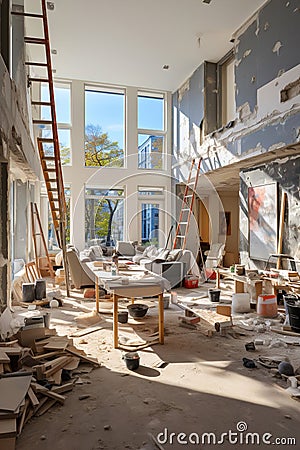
<box><xmin>15</xmin><ymin>281</ymin><xmax>300</xmax><ymax>450</ymax></box>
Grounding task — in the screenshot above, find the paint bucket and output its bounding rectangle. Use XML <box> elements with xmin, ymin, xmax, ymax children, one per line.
<box><xmin>118</xmin><ymin>311</ymin><xmax>128</xmax><ymax>324</ymax></box>
<box><xmin>208</xmin><ymin>289</ymin><xmax>221</xmax><ymax>302</ymax></box>
<box><xmin>124</xmin><ymin>352</ymin><xmax>140</xmax><ymax>371</ymax></box>
<box><xmin>284</xmin><ymin>295</ymin><xmax>300</xmax><ymax>333</ymax></box>
<box><xmin>232</xmin><ymin>293</ymin><xmax>251</xmax><ymax>313</ymax></box>
<box><xmin>257</xmin><ymin>294</ymin><xmax>278</xmax><ymax>318</ymax></box>
<box><xmin>35</xmin><ymin>279</ymin><xmax>46</xmax><ymax>300</ymax></box>
<box><xmin>22</xmin><ymin>283</ymin><xmax>35</xmax><ymax>303</ymax></box>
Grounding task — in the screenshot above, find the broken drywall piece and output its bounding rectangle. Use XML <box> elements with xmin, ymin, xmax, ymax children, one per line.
<box><xmin>273</xmin><ymin>41</ymin><xmax>282</xmax><ymax>55</ymax></box>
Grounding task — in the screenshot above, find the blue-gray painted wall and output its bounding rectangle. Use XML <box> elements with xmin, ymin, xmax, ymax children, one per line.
<box><xmin>236</xmin><ymin>0</ymin><xmax>300</xmax><ymax>111</ymax></box>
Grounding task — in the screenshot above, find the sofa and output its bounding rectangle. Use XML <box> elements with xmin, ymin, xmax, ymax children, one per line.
<box><xmin>132</xmin><ymin>245</ymin><xmax>200</xmax><ymax>287</ymax></box>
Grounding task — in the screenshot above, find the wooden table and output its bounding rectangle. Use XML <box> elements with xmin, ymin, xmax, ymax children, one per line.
<box><xmin>86</xmin><ymin>263</ymin><xmax>167</xmax><ymax>349</ymax></box>
<box><xmin>215</xmin><ymin>268</ymin><xmax>263</xmax><ymax>299</ymax></box>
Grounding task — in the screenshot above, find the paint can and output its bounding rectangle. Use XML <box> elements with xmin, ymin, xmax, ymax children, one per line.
<box><xmin>22</xmin><ymin>283</ymin><xmax>35</xmax><ymax>303</ymax></box>
<box><xmin>257</xmin><ymin>294</ymin><xmax>278</xmax><ymax>318</ymax></box>
<box><xmin>35</xmin><ymin>279</ymin><xmax>46</xmax><ymax>300</ymax></box>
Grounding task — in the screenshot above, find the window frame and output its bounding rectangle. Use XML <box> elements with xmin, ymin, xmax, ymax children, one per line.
<box><xmin>216</xmin><ymin>49</ymin><xmax>235</xmax><ymax>129</ymax></box>
<box><xmin>84</xmin><ymin>85</ymin><xmax>126</xmax><ymax>168</ymax></box>
<box><xmin>137</xmin><ymin>91</ymin><xmax>166</xmax><ymax>171</ymax></box>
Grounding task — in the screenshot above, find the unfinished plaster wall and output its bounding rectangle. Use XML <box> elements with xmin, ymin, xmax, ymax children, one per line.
<box><xmin>0</xmin><ymin>162</ymin><xmax>8</xmax><ymax>311</ymax></box>
<box><xmin>240</xmin><ymin>154</ymin><xmax>300</xmax><ymax>269</ymax></box>
<box><xmin>217</xmin><ymin>192</ymin><xmax>239</xmax><ymax>264</ymax></box>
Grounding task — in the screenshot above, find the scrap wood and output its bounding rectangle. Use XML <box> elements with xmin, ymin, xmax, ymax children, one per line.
<box><xmin>43</xmin><ymin>336</ymin><xmax>72</xmax><ymax>351</ymax></box>
<box><xmin>17</xmin><ymin>398</ymin><xmax>29</xmax><ymax>436</ymax></box>
<box><xmin>65</xmin><ymin>346</ymin><xmax>99</xmax><ymax>366</ymax></box>
<box><xmin>0</xmin><ymin>374</ymin><xmax>32</xmax><ymax>412</ymax></box>
<box><xmin>27</xmin><ymin>387</ymin><xmax>39</xmax><ymax>407</ymax></box>
<box><xmin>69</xmin><ymin>325</ymin><xmax>103</xmax><ymax>337</ymax></box>
<box><xmin>0</xmin><ymin>418</ymin><xmax>17</xmax><ymax>439</ymax></box>
<box><xmin>270</xmin><ymin>326</ymin><xmax>300</xmax><ymax>337</ymax></box>
<box><xmin>41</xmin><ymin>390</ymin><xmax>66</xmax><ymax>405</ymax></box>
<box><xmin>47</xmin><ymin>368</ymin><xmax>62</xmax><ymax>385</ymax></box>
<box><xmin>0</xmin><ymin>351</ymin><xmax>10</xmax><ymax>364</ymax></box>
<box><xmin>62</xmin><ymin>357</ymin><xmax>80</xmax><ymax>371</ymax></box>
<box><xmin>0</xmin><ymin>340</ymin><xmax>19</xmax><ymax>347</ymax></box>
<box><xmin>52</xmin><ymin>382</ymin><xmax>74</xmax><ymax>394</ymax></box>
<box><xmin>118</xmin><ymin>338</ymin><xmax>160</xmax><ymax>352</ymax></box>
<box><xmin>32</xmin><ymin>350</ymin><xmax>65</xmax><ymax>361</ymax></box>
<box><xmin>35</xmin><ymin>398</ymin><xmax>57</xmax><ymax>417</ymax></box>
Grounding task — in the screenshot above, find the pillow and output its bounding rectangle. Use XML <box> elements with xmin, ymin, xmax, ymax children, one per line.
<box><xmin>90</xmin><ymin>245</ymin><xmax>103</xmax><ymax>259</ymax></box>
<box><xmin>167</xmin><ymin>249</ymin><xmax>183</xmax><ymax>262</ymax></box>
<box><xmin>142</xmin><ymin>245</ymin><xmax>156</xmax><ymax>257</ymax></box>
<box><xmin>152</xmin><ymin>249</ymin><xmax>170</xmax><ymax>263</ymax></box>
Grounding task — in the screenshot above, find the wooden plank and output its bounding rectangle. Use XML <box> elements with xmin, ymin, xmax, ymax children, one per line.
<box><xmin>27</xmin><ymin>387</ymin><xmax>39</xmax><ymax>407</ymax></box>
<box><xmin>0</xmin><ymin>437</ymin><xmax>16</xmax><ymax>450</ymax></box>
<box><xmin>17</xmin><ymin>398</ymin><xmax>29</xmax><ymax>436</ymax></box>
<box><xmin>35</xmin><ymin>399</ymin><xmax>57</xmax><ymax>417</ymax></box>
<box><xmin>33</xmin><ymin>351</ymin><xmax>64</xmax><ymax>361</ymax></box>
<box><xmin>41</xmin><ymin>390</ymin><xmax>65</xmax><ymax>405</ymax></box>
<box><xmin>62</xmin><ymin>357</ymin><xmax>80</xmax><ymax>371</ymax></box>
<box><xmin>48</xmin><ymin>369</ymin><xmax>62</xmax><ymax>385</ymax></box>
<box><xmin>43</xmin><ymin>356</ymin><xmax>73</xmax><ymax>377</ymax></box>
<box><xmin>0</xmin><ymin>341</ymin><xmax>18</xmax><ymax>347</ymax></box>
<box><xmin>69</xmin><ymin>326</ymin><xmax>103</xmax><ymax>338</ymax></box>
<box><xmin>0</xmin><ymin>351</ymin><xmax>10</xmax><ymax>364</ymax></box>
<box><xmin>216</xmin><ymin>305</ymin><xmax>232</xmax><ymax>317</ymax></box>
<box><xmin>0</xmin><ymin>418</ymin><xmax>17</xmax><ymax>438</ymax></box>
<box><xmin>1</xmin><ymin>347</ymin><xmax>22</xmax><ymax>356</ymax></box>
<box><xmin>0</xmin><ymin>364</ymin><xmax>4</xmax><ymax>374</ymax></box>
<box><xmin>52</xmin><ymin>382</ymin><xmax>74</xmax><ymax>394</ymax></box>
<box><xmin>65</xmin><ymin>347</ymin><xmax>99</xmax><ymax>366</ymax></box>
<box><xmin>0</xmin><ymin>375</ymin><xmax>32</xmax><ymax>412</ymax></box>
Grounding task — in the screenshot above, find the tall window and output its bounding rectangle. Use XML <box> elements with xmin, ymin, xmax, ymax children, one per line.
<box><xmin>217</xmin><ymin>50</ymin><xmax>236</xmax><ymax>128</ymax></box>
<box><xmin>41</xmin><ymin>82</ymin><xmax>72</xmax><ymax>165</ymax></box>
<box><xmin>85</xmin><ymin>87</ymin><xmax>125</xmax><ymax>167</ymax></box>
<box><xmin>138</xmin><ymin>186</ymin><xmax>164</xmax><ymax>246</ymax></box>
<box><xmin>85</xmin><ymin>188</ymin><xmax>124</xmax><ymax>247</ymax></box>
<box><xmin>138</xmin><ymin>92</ymin><xmax>165</xmax><ymax>170</ymax></box>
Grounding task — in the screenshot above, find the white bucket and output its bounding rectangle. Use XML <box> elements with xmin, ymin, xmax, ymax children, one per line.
<box><xmin>232</xmin><ymin>293</ymin><xmax>251</xmax><ymax>314</ymax></box>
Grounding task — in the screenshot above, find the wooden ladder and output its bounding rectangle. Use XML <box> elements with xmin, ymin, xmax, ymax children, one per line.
<box><xmin>30</xmin><ymin>202</ymin><xmax>55</xmax><ymax>279</ymax></box>
<box><xmin>12</xmin><ymin>0</ymin><xmax>70</xmax><ymax>295</ymax></box>
<box><xmin>173</xmin><ymin>158</ymin><xmax>202</xmax><ymax>250</ymax></box>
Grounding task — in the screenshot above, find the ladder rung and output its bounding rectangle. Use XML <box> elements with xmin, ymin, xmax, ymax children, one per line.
<box><xmin>181</xmin><ymin>208</ymin><xmax>190</xmax><ymax>211</ymax></box>
<box><xmin>29</xmin><ymin>77</ymin><xmax>50</xmax><ymax>83</ymax></box>
<box><xmin>42</xmin><ymin>156</ymin><xmax>56</xmax><ymax>160</ymax></box>
<box><xmin>38</xmin><ymin>137</ymin><xmax>54</xmax><ymax>142</ymax></box>
<box><xmin>24</xmin><ymin>37</ymin><xmax>46</xmax><ymax>45</ymax></box>
<box><xmin>47</xmin><ymin>188</ymin><xmax>58</xmax><ymax>191</ymax></box>
<box><xmin>33</xmin><ymin>120</ymin><xmax>53</xmax><ymax>125</ymax></box>
<box><xmin>45</xmin><ymin>168</ymin><xmax>57</xmax><ymax>172</ymax></box>
<box><xmin>12</xmin><ymin>12</ymin><xmax>43</xmax><ymax>18</ymax></box>
<box><xmin>25</xmin><ymin>61</ymin><xmax>48</xmax><ymax>67</ymax></box>
<box><xmin>32</xmin><ymin>101</ymin><xmax>52</xmax><ymax>106</ymax></box>
<box><xmin>184</xmin><ymin>195</ymin><xmax>193</xmax><ymax>198</ymax></box>
<box><xmin>179</xmin><ymin>222</ymin><xmax>188</xmax><ymax>225</ymax></box>
<box><xmin>52</xmin><ymin>208</ymin><xmax>60</xmax><ymax>211</ymax></box>
<box><xmin>176</xmin><ymin>236</ymin><xmax>185</xmax><ymax>239</ymax></box>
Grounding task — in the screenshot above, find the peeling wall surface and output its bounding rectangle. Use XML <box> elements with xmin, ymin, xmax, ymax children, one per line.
<box><xmin>235</xmin><ymin>0</ymin><xmax>300</xmax><ymax>112</ymax></box>
<box><xmin>172</xmin><ymin>0</ymin><xmax>300</xmax><ymax>178</ymax></box>
<box><xmin>240</xmin><ymin>154</ymin><xmax>300</xmax><ymax>269</ymax></box>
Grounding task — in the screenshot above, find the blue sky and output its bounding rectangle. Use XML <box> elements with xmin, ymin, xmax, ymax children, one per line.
<box><xmin>42</xmin><ymin>84</ymin><xmax>164</xmax><ymax>150</ymax></box>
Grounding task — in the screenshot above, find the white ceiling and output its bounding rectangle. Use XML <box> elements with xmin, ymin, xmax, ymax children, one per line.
<box><xmin>25</xmin><ymin>0</ymin><xmax>267</xmax><ymax>92</ymax></box>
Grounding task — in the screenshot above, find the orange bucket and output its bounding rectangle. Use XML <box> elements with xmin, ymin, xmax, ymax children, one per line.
<box><xmin>257</xmin><ymin>294</ymin><xmax>278</xmax><ymax>318</ymax></box>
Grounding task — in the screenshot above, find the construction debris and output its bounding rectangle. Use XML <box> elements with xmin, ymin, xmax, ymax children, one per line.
<box><xmin>0</xmin><ymin>328</ymin><xmax>99</xmax><ymax>450</ymax></box>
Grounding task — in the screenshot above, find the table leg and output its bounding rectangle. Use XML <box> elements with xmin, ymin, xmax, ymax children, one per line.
<box><xmin>235</xmin><ymin>280</ymin><xmax>244</xmax><ymax>293</ymax></box>
<box><xmin>113</xmin><ymin>292</ymin><xmax>118</xmax><ymax>349</ymax></box>
<box><xmin>158</xmin><ymin>293</ymin><xmax>164</xmax><ymax>344</ymax></box>
<box><xmin>131</xmin><ymin>297</ymin><xmax>135</xmax><ymax>304</ymax></box>
<box><xmin>95</xmin><ymin>277</ymin><xmax>99</xmax><ymax>313</ymax></box>
<box><xmin>216</xmin><ymin>271</ymin><xmax>220</xmax><ymax>289</ymax></box>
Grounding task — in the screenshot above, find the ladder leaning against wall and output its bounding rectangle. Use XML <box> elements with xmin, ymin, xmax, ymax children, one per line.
<box><xmin>12</xmin><ymin>0</ymin><xmax>70</xmax><ymax>295</ymax></box>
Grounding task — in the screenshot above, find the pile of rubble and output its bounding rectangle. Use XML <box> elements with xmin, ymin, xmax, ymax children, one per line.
<box><xmin>0</xmin><ymin>330</ymin><xmax>99</xmax><ymax>449</ymax></box>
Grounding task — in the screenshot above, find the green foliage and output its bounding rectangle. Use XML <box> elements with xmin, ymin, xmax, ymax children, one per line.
<box><xmin>85</xmin><ymin>124</ymin><xmax>123</xmax><ymax>167</ymax></box>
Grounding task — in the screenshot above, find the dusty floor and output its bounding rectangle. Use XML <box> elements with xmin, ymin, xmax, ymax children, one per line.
<box><xmin>15</xmin><ymin>281</ymin><xmax>300</xmax><ymax>450</ymax></box>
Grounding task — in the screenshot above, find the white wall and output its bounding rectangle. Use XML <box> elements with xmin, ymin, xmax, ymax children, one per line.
<box><xmin>61</xmin><ymin>80</ymin><xmax>172</xmax><ymax>251</ymax></box>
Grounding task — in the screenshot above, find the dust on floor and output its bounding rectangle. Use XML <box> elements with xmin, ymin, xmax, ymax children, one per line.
<box><xmin>15</xmin><ymin>283</ymin><xmax>300</xmax><ymax>450</ymax></box>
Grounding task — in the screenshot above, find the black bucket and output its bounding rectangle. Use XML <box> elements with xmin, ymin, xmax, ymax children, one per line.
<box><xmin>124</xmin><ymin>352</ymin><xmax>140</xmax><ymax>371</ymax></box>
<box><xmin>208</xmin><ymin>289</ymin><xmax>221</xmax><ymax>302</ymax></box>
<box><xmin>284</xmin><ymin>295</ymin><xmax>300</xmax><ymax>333</ymax></box>
<box><xmin>118</xmin><ymin>311</ymin><xmax>128</xmax><ymax>324</ymax></box>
